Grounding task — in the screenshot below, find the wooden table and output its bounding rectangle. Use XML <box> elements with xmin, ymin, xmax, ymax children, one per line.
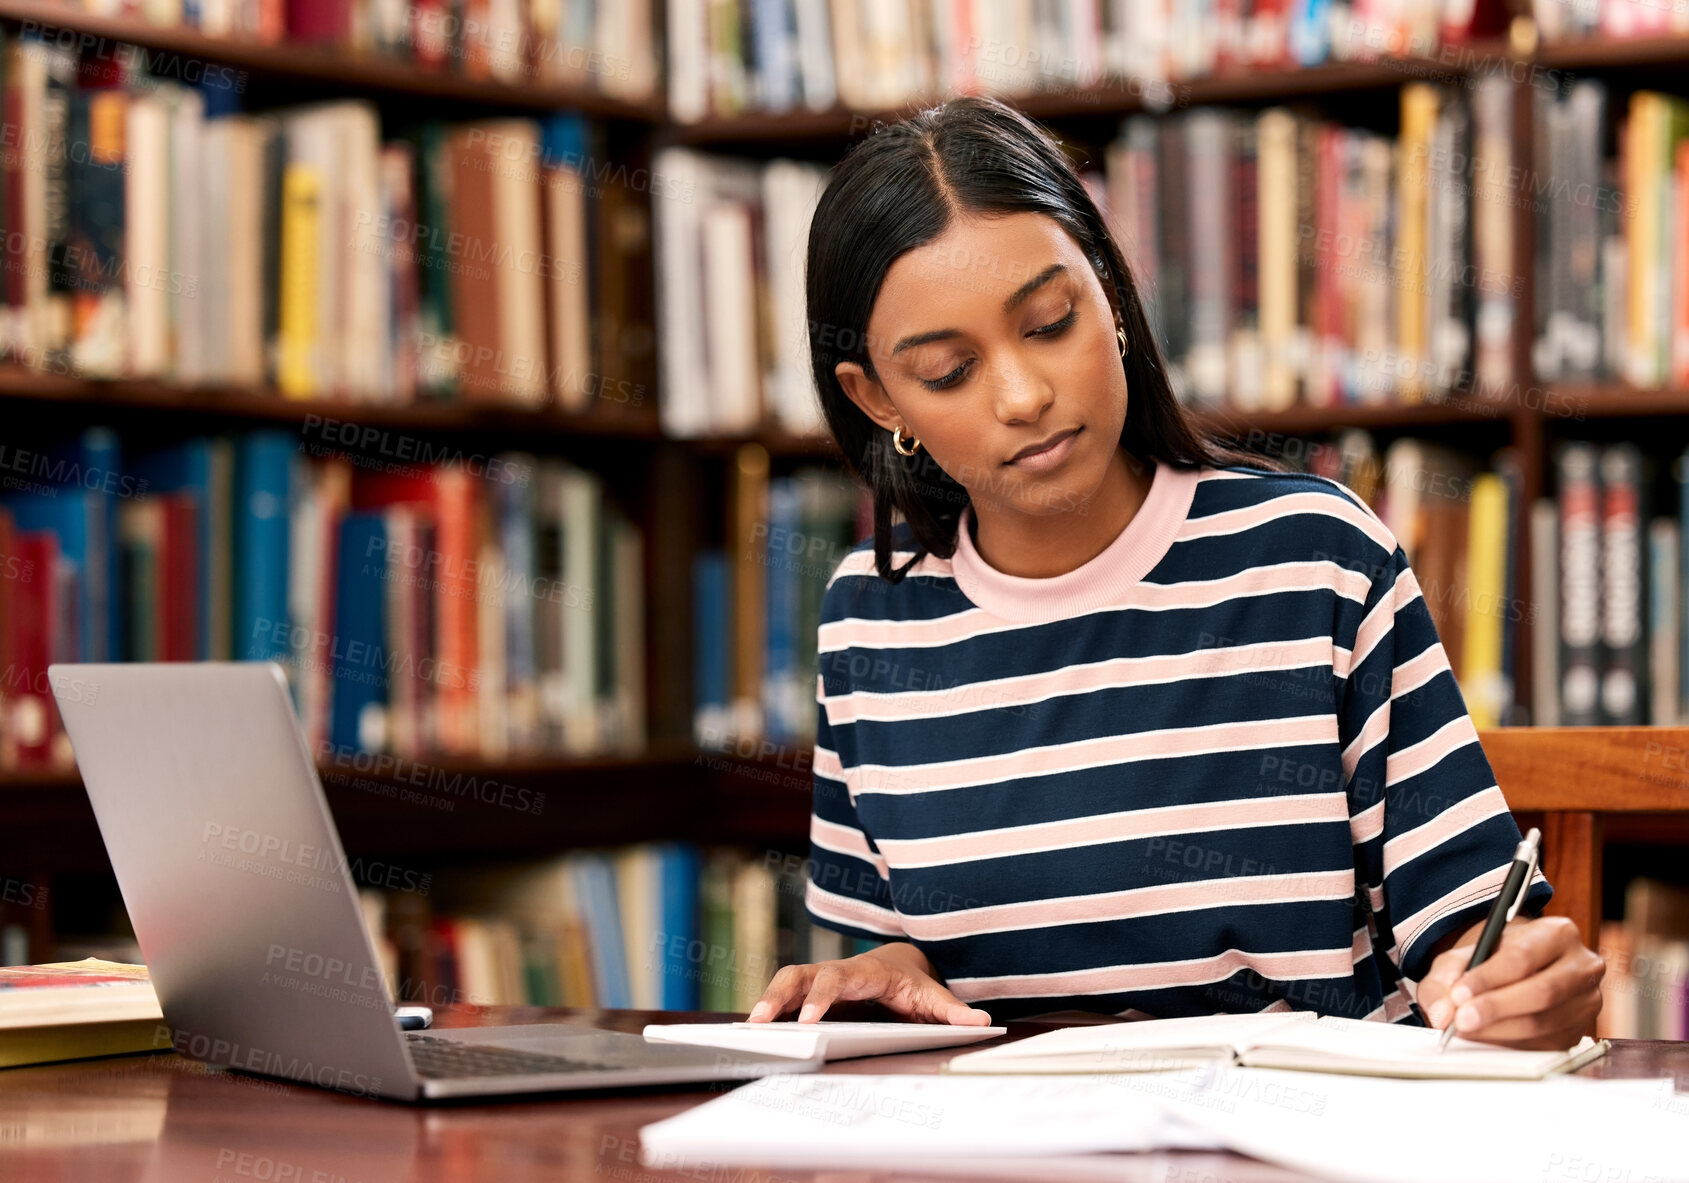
<box><xmin>2</xmin><ymin>1006</ymin><xmax>1686</xmax><ymax>1182</ymax></box>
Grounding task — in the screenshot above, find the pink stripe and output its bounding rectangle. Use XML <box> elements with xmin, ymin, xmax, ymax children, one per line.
<box><xmin>1348</xmin><ymin>590</ymin><xmax>1396</xmax><ymax>678</ymax></box>
<box><xmin>858</xmin><ymin>714</ymin><xmax>1339</xmax><ymax>799</ymax></box>
<box><xmin>1351</xmin><ymin>925</ymin><xmax>1372</xmax><ymax>964</ymax></box>
<box><xmin>948</xmin><ymin>947</ymin><xmax>1358</xmax><ymax>1002</ymax></box>
<box><xmin>1382</xmin><ymin>784</ymin><xmax>1510</xmax><ymax>881</ymax></box>
<box><xmin>1127</xmin><ymin>562</ymin><xmax>1358</xmax><ymax>611</ymax></box>
<box><xmin>1362</xmin><ymin>982</ymin><xmax>1417</xmax><ymax>1023</ymax></box>
<box><xmin>877</xmin><ymin>791</ymin><xmax>1346</xmax><ymax>867</ymax></box>
<box><xmin>1384</xmin><ymin>716</ymin><xmax>1479</xmax><ymax>792</ymax></box>
<box><xmin>1180</xmin><ymin>491</ymin><xmax>1396</xmax><ymax>555</ymax></box>
<box><xmin>1349</xmin><ymin>797</ymin><xmax>1385</xmax><ymax>847</ymax></box>
<box><xmin>1340</xmin><ymin>621</ymin><xmax>1450</xmax><ymax>785</ymax></box>
<box><xmin>828</xmin><ymin>548</ymin><xmax>954</xmax><ymax>584</ymax></box>
<box><xmin>1394</xmin><ymin>865</ymin><xmax>1550</xmax><ymax>959</ymax></box>
<box><xmin>899</xmin><ymin>870</ymin><xmax>1355</xmax><ymax>941</ymax></box>
<box><xmin>817</xmin><ymin>608</ymin><xmax>991</xmax><ymax>653</ymax></box>
<box><xmin>821</xmin><ymin>562</ymin><xmax>1370</xmax><ymax>655</ymax></box>
<box><xmin>826</xmin><ymin>637</ymin><xmax>1336</xmax><ymax>724</ymax></box>
<box><xmin>1341</xmin><ymin>699</ymin><xmax>1391</xmax><ymax>786</ymax></box>
<box><xmin>1393</xmin><ymin>644</ymin><xmax>1447</xmax><ymax>696</ymax></box>
<box><xmin>810</xmin><ymin>816</ymin><xmax>890</xmax><ymax>878</ymax></box>
<box><xmin>804</xmin><ymin>881</ymin><xmax>905</xmax><ymax>937</ymax></box>
<box><xmin>813</xmin><ymin>744</ymin><xmax>845</xmax><ymax>782</ymax></box>
<box><xmin>1331</xmin><ymin>644</ymin><xmax>1353</xmax><ymax>678</ymax></box>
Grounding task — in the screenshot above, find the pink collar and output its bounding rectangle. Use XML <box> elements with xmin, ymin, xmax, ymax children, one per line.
<box><xmin>950</xmin><ymin>459</ymin><xmax>1202</xmax><ymax>622</ymax></box>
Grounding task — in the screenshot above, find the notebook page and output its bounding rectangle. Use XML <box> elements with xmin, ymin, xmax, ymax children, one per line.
<box><xmin>1237</xmin><ymin>1015</ymin><xmax>1599</xmax><ymax>1078</ymax></box>
<box><xmin>948</xmin><ymin>1010</ymin><xmax>1319</xmax><ymax>1069</ymax></box>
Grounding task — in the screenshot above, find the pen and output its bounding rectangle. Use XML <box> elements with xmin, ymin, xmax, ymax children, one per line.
<box><xmin>1435</xmin><ymin>827</ymin><xmax>1542</xmax><ymax>1052</ymax></box>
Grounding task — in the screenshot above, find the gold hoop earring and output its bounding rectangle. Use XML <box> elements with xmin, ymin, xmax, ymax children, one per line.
<box><xmin>1117</xmin><ymin>325</ymin><xmax>1129</xmax><ymax>358</ymax></box>
<box><xmin>892</xmin><ymin>424</ymin><xmax>921</xmax><ymax>457</ymax></box>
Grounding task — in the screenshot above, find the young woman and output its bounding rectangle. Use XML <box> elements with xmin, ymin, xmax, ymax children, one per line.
<box><xmin>747</xmin><ymin>96</ymin><xmax>1604</xmax><ymax>1051</ymax></box>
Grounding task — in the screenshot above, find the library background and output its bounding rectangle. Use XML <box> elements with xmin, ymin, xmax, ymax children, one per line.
<box><xmin>0</xmin><ymin>0</ymin><xmax>1686</xmax><ymax>1040</ymax></box>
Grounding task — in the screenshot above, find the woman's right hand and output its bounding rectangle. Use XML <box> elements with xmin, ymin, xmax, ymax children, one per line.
<box><xmin>745</xmin><ymin>945</ymin><xmax>992</xmax><ymax>1025</ymax></box>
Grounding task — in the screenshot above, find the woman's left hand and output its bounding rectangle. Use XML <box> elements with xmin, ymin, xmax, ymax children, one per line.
<box><xmin>1415</xmin><ymin>916</ymin><xmax>1606</xmax><ymax>1050</ymax></box>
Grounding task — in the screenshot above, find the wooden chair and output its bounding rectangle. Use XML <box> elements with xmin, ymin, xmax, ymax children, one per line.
<box><xmin>1480</xmin><ymin>726</ymin><xmax>1689</xmax><ymax>952</ymax></box>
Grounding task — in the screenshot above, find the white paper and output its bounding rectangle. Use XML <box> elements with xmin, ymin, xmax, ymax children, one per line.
<box><xmin>637</xmin><ymin>1069</ymin><xmax>1223</xmax><ymax>1167</ymax></box>
<box><xmin>1153</xmin><ymin>1065</ymin><xmax>1689</xmax><ymax>1183</ymax></box>
<box><xmin>638</xmin><ymin>1064</ymin><xmax>1689</xmax><ymax>1183</ymax></box>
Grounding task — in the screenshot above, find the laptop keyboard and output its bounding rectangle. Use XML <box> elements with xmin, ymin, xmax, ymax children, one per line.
<box><xmin>405</xmin><ymin>1034</ymin><xmax>616</xmax><ymax>1080</ymax></box>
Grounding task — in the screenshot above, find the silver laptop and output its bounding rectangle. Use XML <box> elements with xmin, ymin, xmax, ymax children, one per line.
<box><xmin>48</xmin><ymin>662</ymin><xmax>823</xmax><ymax>1101</ymax></box>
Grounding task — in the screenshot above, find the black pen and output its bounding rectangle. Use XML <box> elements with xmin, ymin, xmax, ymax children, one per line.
<box><xmin>1436</xmin><ymin>827</ymin><xmax>1542</xmax><ymax>1052</ymax></box>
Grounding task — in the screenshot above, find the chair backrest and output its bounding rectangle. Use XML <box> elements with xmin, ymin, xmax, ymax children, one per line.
<box><xmin>1479</xmin><ymin>725</ymin><xmax>1689</xmax><ymax>951</ymax></box>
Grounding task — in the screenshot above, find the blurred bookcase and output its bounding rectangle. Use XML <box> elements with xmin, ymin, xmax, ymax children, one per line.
<box><xmin>1</xmin><ymin>0</ymin><xmax>1689</xmax><ymax>1024</ymax></box>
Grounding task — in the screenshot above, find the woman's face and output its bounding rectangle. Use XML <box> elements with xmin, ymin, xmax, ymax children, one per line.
<box><xmin>834</xmin><ymin>211</ymin><xmax>1130</xmax><ymax>521</ymax></box>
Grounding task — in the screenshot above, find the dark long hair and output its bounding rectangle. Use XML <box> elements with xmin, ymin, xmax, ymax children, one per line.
<box><xmin>806</xmin><ymin>95</ymin><xmax>1277</xmax><ymax>582</ymax></box>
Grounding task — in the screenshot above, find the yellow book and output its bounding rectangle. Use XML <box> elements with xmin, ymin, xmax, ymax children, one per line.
<box><xmin>277</xmin><ymin>162</ymin><xmax>323</xmax><ymax>398</ymax></box>
<box><xmin>1462</xmin><ymin>472</ymin><xmax>1509</xmax><ymax>728</ymax></box>
<box><xmin>1627</xmin><ymin>93</ymin><xmax>1659</xmax><ymax>387</ymax></box>
<box><xmin>0</xmin><ymin>959</ymin><xmax>165</xmax><ymax>1069</ymax></box>
<box><xmin>1396</xmin><ymin>84</ymin><xmax>1439</xmax><ymax>403</ymax></box>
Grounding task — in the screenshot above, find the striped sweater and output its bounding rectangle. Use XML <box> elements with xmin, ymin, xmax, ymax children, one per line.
<box><xmin>804</xmin><ymin>459</ymin><xmax>1552</xmax><ymax>1024</ymax></box>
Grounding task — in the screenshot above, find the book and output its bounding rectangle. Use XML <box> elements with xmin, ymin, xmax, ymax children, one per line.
<box><xmin>0</xmin><ymin>958</ymin><xmax>164</xmax><ymax>1069</ymax></box>
<box><xmin>942</xmin><ymin>1011</ymin><xmax>1611</xmax><ymax>1080</ymax></box>
<box><xmin>641</xmin><ymin>1020</ymin><xmax>1007</xmax><ymax>1062</ymax></box>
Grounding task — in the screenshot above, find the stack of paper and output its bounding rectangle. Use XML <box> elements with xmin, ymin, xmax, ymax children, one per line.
<box><xmin>638</xmin><ymin>1069</ymin><xmax>1689</xmax><ymax>1183</ymax></box>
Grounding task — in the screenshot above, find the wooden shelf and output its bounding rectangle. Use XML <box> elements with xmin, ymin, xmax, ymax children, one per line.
<box><xmin>1536</xmin><ymin>34</ymin><xmax>1689</xmax><ymax>70</ymax></box>
<box><xmin>0</xmin><ymin>742</ymin><xmax>812</xmax><ymax>869</ymax></box>
<box><xmin>0</xmin><ymin>368</ymin><xmax>666</xmax><ymax>440</ymax></box>
<box><xmin>662</xmin><ymin>49</ymin><xmax>1515</xmax><ymax>146</ymax></box>
<box><xmin>1193</xmin><ymin>392</ymin><xmax>1523</xmax><ymax>437</ymax></box>
<box><xmin>1533</xmin><ymin>382</ymin><xmax>1689</xmax><ymax>419</ymax></box>
<box><xmin>0</xmin><ymin>0</ymin><xmax>663</xmax><ymax>117</ymax></box>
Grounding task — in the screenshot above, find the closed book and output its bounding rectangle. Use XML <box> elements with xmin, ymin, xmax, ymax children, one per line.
<box><xmin>730</xmin><ymin>444</ymin><xmax>769</xmax><ymax>738</ymax></box>
<box><xmin>159</xmin><ymin>494</ymin><xmax>199</xmax><ymax>663</ymax></box>
<box><xmin>1650</xmin><ymin>518</ymin><xmax>1679</xmax><ymax>725</ymax></box>
<box><xmin>762</xmin><ymin>477</ymin><xmax>801</xmax><ymax>741</ymax></box>
<box><xmin>699</xmin><ymin>851</ymin><xmax>738</xmax><ymax>1013</ymax></box>
<box><xmin>593</xmin><ymin>156</ymin><xmax>659</xmax><ymax>427</ymax></box>
<box><xmin>616</xmin><ymin>845</ymin><xmax>661</xmax><ymax>1010</ymax></box>
<box><xmin>1597</xmin><ymin>443</ymin><xmax>1647</xmax><ymax>725</ymax></box>
<box><xmin>658</xmin><ymin>843</ymin><xmax>702</xmax><ymax>1011</ymax></box>
<box><xmin>730</xmin><ymin>857</ymin><xmax>776</xmax><ymax>1014</ymax></box>
<box><xmin>330</xmin><ymin>512</ymin><xmax>389</xmax><ymax>752</ymax></box>
<box><xmin>0</xmin><ymin>959</ymin><xmax>163</xmax><ymax>1069</ymax></box>
<box><xmin>540</xmin><ymin>113</ymin><xmax>592</xmax><ymax>412</ymax></box>
<box><xmin>7</xmin><ymin>532</ymin><xmax>60</xmax><ymax>765</ymax></box>
<box><xmin>1530</xmin><ymin>499</ymin><xmax>1560</xmax><ymax>726</ymax></box>
<box><xmin>286</xmin><ymin>0</ymin><xmax>351</xmax><ymax>42</ymax></box>
<box><xmin>693</xmin><ymin>549</ymin><xmax>731</xmax><ymax>745</ymax></box>
<box><xmin>1461</xmin><ymin>471</ymin><xmax>1509</xmax><ymax>727</ymax></box>
<box><xmin>233</xmin><ymin>432</ymin><xmax>295</xmax><ymax>665</ymax></box>
<box><xmin>1556</xmin><ymin>442</ymin><xmax>1602</xmax><ymax>726</ymax></box>
<box><xmin>571</xmin><ymin>854</ymin><xmax>632</xmax><ymax>1010</ymax></box>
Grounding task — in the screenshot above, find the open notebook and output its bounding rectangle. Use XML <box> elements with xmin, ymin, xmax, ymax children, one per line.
<box><xmin>942</xmin><ymin>1010</ymin><xmax>1611</xmax><ymax>1080</ymax></box>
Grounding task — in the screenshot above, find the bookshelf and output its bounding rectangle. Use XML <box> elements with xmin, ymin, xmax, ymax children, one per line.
<box><xmin>4</xmin><ymin>1</ymin><xmax>1689</xmax><ymax>1026</ymax></box>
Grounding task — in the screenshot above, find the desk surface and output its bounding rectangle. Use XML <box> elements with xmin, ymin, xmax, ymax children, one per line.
<box><xmin>2</xmin><ymin>1006</ymin><xmax>1685</xmax><ymax>1183</ymax></box>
